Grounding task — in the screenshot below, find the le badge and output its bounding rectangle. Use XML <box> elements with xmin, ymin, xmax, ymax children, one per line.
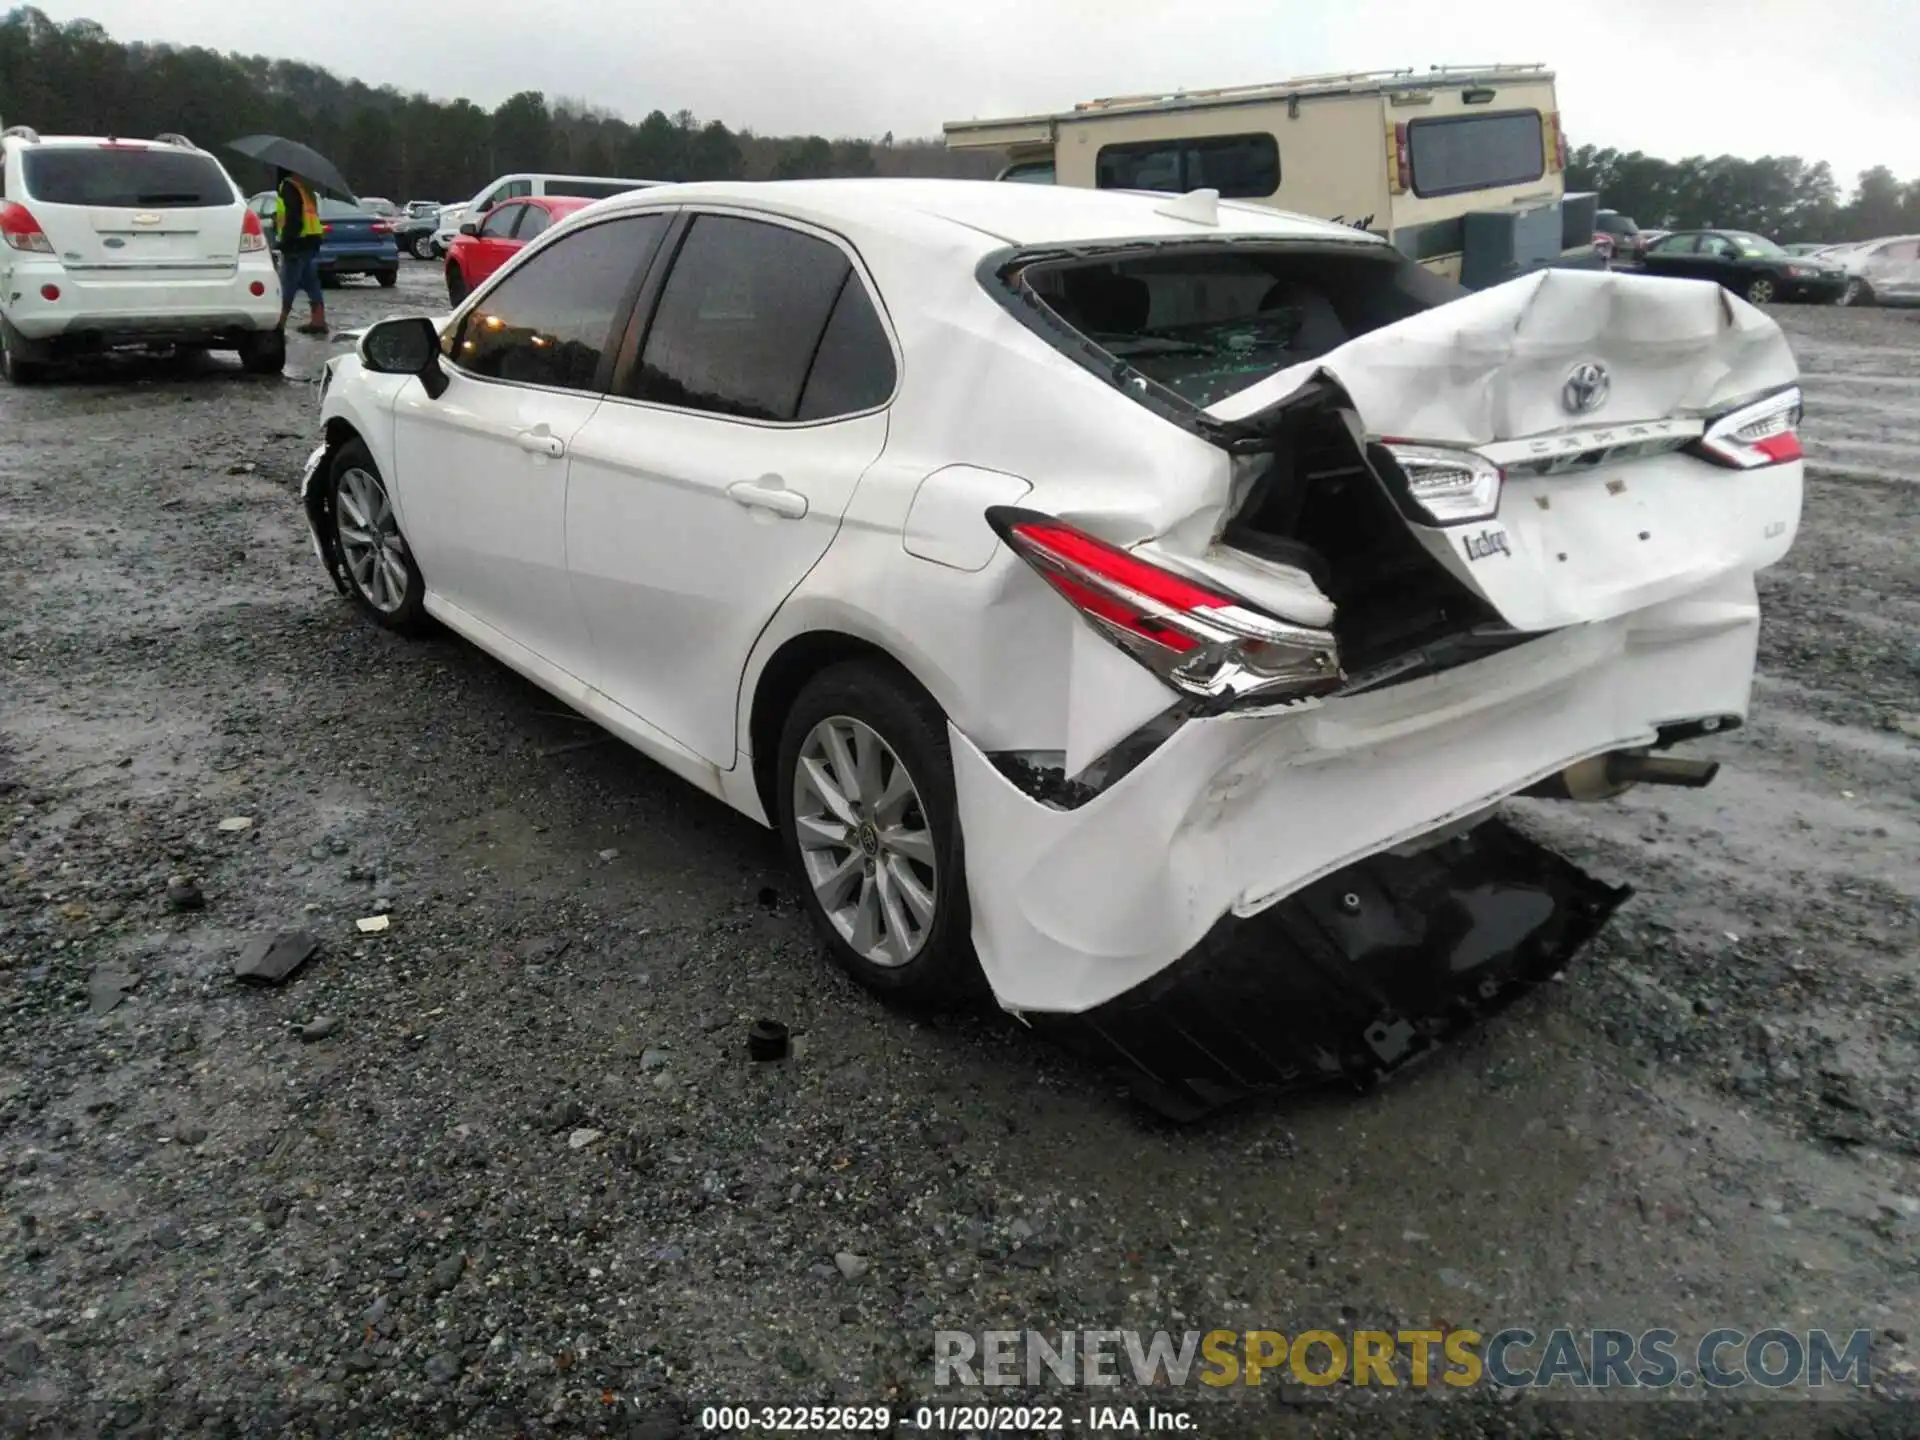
<box><xmin>1463</xmin><ymin>527</ymin><xmax>1512</xmax><ymax>562</ymax></box>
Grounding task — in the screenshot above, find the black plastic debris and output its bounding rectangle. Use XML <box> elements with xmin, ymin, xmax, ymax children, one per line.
<box><xmin>166</xmin><ymin>878</ymin><xmax>206</xmax><ymax>913</ymax></box>
<box><xmin>748</xmin><ymin>1020</ymin><xmax>790</xmax><ymax>1062</ymax></box>
<box><xmin>233</xmin><ymin>930</ymin><xmax>321</xmax><ymax>986</ymax></box>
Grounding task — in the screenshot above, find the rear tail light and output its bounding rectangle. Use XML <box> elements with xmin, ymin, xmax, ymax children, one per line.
<box><xmin>1380</xmin><ymin>442</ymin><xmax>1504</xmax><ymax>524</ymax></box>
<box><xmin>986</xmin><ymin>506</ymin><xmax>1342</xmax><ymax>711</ymax></box>
<box><xmin>370</xmin><ymin>222</ymin><xmax>392</xmax><ymax>235</ymax></box>
<box><xmin>1690</xmin><ymin>386</ymin><xmax>1803</xmax><ymax>469</ymax></box>
<box><xmin>1390</xmin><ymin>123</ymin><xmax>1409</xmax><ymax>195</ymax></box>
<box><xmin>0</xmin><ymin>201</ymin><xmax>54</xmax><ymax>253</ymax></box>
<box><xmin>240</xmin><ymin>207</ymin><xmax>268</xmax><ymax>253</ymax></box>
<box><xmin>322</xmin><ymin>224</ymin><xmax>333</xmax><ymax>235</ymax></box>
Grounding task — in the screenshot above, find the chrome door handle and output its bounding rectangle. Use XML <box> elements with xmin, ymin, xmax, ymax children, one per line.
<box><xmin>515</xmin><ymin>425</ymin><xmax>565</xmax><ymax>458</ymax></box>
<box><xmin>727</xmin><ymin>480</ymin><xmax>808</xmax><ymax>519</ymax></box>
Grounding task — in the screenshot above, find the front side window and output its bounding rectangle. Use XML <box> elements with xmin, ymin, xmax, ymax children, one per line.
<box><xmin>479</xmin><ymin>203</ymin><xmax>522</xmax><ymax>239</ymax></box>
<box><xmin>1096</xmin><ymin>134</ymin><xmax>1279</xmax><ymax>199</ymax></box>
<box><xmin>1405</xmin><ymin>111</ymin><xmax>1544</xmax><ymax>197</ymax></box>
<box><xmin>1000</xmin><ymin>160</ymin><xmax>1057</xmax><ymax>185</ymax></box>
<box><xmin>21</xmin><ymin>146</ymin><xmax>234</xmax><ymax>208</ymax></box>
<box><xmin>449</xmin><ymin>214</ymin><xmax>670</xmax><ymax>392</ymax></box>
<box><xmin>632</xmin><ymin>215</ymin><xmax>887</xmax><ymax>422</ymax></box>
<box><xmin>1649</xmin><ymin>233</ymin><xmax>1698</xmax><ymax>255</ymax></box>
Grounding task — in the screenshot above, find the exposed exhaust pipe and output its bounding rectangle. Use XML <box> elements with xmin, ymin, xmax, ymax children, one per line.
<box><xmin>1524</xmin><ymin>749</ymin><xmax>1720</xmax><ymax>802</ymax></box>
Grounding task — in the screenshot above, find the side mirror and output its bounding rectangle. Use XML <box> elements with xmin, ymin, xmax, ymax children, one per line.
<box><xmin>360</xmin><ymin>316</ymin><xmax>449</xmax><ymax>400</ymax></box>
<box><xmin>459</xmin><ymin>222</ymin><xmax>478</xmax><ymax>237</ymax></box>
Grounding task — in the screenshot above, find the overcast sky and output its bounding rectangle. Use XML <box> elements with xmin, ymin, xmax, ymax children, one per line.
<box><xmin>34</xmin><ymin>0</ymin><xmax>1916</xmax><ymax>186</ymax></box>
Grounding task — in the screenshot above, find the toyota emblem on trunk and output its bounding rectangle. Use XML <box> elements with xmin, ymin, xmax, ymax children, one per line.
<box><xmin>1562</xmin><ymin>361</ymin><xmax>1611</xmax><ymax>415</ymax></box>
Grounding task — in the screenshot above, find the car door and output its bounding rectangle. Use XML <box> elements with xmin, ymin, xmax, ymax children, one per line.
<box><xmin>564</xmin><ymin>211</ymin><xmax>898</xmax><ymax>765</ymax></box>
<box><xmin>1863</xmin><ymin>239</ymin><xmax>1920</xmax><ymax>300</ymax></box>
<box><xmin>1698</xmin><ymin>234</ymin><xmax>1747</xmax><ymax>289</ymax></box>
<box><xmin>389</xmin><ymin>212</ymin><xmax>670</xmax><ymax>684</ymax></box>
<box><xmin>1639</xmin><ymin>232</ymin><xmax>1701</xmax><ymax>280</ymax></box>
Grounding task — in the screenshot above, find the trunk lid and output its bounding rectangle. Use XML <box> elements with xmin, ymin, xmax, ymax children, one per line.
<box><xmin>1202</xmin><ymin>267</ymin><xmax>1803</xmax><ymax>634</ymax></box>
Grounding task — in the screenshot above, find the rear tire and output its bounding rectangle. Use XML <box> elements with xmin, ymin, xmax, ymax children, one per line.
<box><xmin>0</xmin><ymin>316</ymin><xmax>51</xmax><ymax>385</ymax></box>
<box><xmin>376</xmin><ymin>269</ymin><xmax>398</xmax><ymax>289</ymax></box>
<box><xmin>238</xmin><ymin>328</ymin><xmax>286</xmax><ymax>376</ymax></box>
<box><xmin>446</xmin><ymin>266</ymin><xmax>469</xmax><ymax>306</ymax></box>
<box><xmin>776</xmin><ymin>660</ymin><xmax>981</xmax><ymax>1006</ymax></box>
<box><xmin>327</xmin><ymin>439</ymin><xmax>427</xmax><ymax>634</ymax></box>
<box><xmin>1744</xmin><ymin>276</ymin><xmax>1777</xmax><ymax>305</ymax></box>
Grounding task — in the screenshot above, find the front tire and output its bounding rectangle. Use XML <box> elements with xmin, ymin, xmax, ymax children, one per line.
<box><xmin>1744</xmin><ymin>276</ymin><xmax>1777</xmax><ymax>305</ymax></box>
<box><xmin>777</xmin><ymin>661</ymin><xmax>979</xmax><ymax>1005</ymax></box>
<box><xmin>1839</xmin><ymin>277</ymin><xmax>1872</xmax><ymax>307</ymax></box>
<box><xmin>327</xmin><ymin>439</ymin><xmax>426</xmax><ymax>633</ymax></box>
<box><xmin>446</xmin><ymin>266</ymin><xmax>468</xmax><ymax>306</ymax></box>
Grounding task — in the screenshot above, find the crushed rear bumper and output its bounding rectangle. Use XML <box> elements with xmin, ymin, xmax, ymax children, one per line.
<box><xmin>1029</xmin><ymin>816</ymin><xmax>1630</xmax><ymax>1120</ymax></box>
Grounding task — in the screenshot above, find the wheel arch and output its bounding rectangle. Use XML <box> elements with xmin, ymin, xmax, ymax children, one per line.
<box><xmin>743</xmin><ymin>627</ymin><xmax>952</xmax><ymax>829</ymax></box>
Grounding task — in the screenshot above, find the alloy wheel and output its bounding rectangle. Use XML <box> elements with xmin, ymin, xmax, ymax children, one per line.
<box><xmin>1840</xmin><ymin>278</ymin><xmax>1862</xmax><ymax>307</ymax></box>
<box><xmin>1746</xmin><ymin>278</ymin><xmax>1776</xmax><ymax>304</ymax></box>
<box><xmin>791</xmin><ymin>716</ymin><xmax>938</xmax><ymax>967</ymax></box>
<box><xmin>334</xmin><ymin>467</ymin><xmax>410</xmax><ymax>614</ymax></box>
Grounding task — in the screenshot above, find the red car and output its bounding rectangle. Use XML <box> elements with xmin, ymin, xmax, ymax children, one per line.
<box><xmin>444</xmin><ymin>196</ymin><xmax>591</xmax><ymax>304</ymax></box>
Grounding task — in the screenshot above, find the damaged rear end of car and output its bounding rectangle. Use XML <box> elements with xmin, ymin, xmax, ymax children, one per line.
<box><xmin>958</xmin><ymin>229</ymin><xmax>1802</xmax><ymax>1115</ymax></box>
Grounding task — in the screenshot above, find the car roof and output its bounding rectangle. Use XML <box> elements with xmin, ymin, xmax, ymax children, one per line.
<box><xmin>584</xmin><ymin>177</ymin><xmax>1376</xmax><ymax>250</ymax></box>
<box><xmin>10</xmin><ymin>135</ymin><xmax>212</xmax><ymax>154</ymax></box>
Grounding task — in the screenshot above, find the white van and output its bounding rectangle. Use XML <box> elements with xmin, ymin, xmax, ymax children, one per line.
<box><xmin>0</xmin><ymin>125</ymin><xmax>284</xmax><ymax>383</ymax></box>
<box><xmin>464</xmin><ymin>172</ymin><xmax>661</xmax><ymax>218</ymax></box>
<box><xmin>946</xmin><ymin>65</ymin><xmax>1602</xmax><ymax>289</ymax></box>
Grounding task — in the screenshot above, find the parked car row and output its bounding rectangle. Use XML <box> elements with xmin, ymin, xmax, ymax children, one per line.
<box><xmin>1592</xmin><ymin>207</ymin><xmax>1918</xmax><ymax>307</ymax></box>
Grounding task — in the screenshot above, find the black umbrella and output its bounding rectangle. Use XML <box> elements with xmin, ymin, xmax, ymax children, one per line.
<box><xmin>226</xmin><ymin>134</ymin><xmax>357</xmax><ymax>200</ymax></box>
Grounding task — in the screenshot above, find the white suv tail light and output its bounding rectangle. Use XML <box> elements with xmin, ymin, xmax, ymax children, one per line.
<box><xmin>0</xmin><ymin>201</ymin><xmax>54</xmax><ymax>254</ymax></box>
<box><xmin>1689</xmin><ymin>385</ymin><xmax>1804</xmax><ymax>469</ymax></box>
<box><xmin>986</xmin><ymin>506</ymin><xmax>1342</xmax><ymax>712</ymax></box>
<box><xmin>240</xmin><ymin>207</ymin><xmax>269</xmax><ymax>253</ymax></box>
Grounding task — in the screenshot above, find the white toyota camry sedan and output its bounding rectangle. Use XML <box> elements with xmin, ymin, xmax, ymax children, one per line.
<box><xmin>302</xmin><ymin>179</ymin><xmax>1803</xmax><ymax>1112</ymax></box>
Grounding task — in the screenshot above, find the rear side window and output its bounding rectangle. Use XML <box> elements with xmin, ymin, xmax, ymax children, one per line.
<box><xmin>1095</xmin><ymin>134</ymin><xmax>1279</xmax><ymax>199</ymax></box>
<box><xmin>1405</xmin><ymin>111</ymin><xmax>1544</xmax><ymax>197</ymax></box>
<box><xmin>21</xmin><ymin>147</ymin><xmax>233</xmax><ymax>208</ymax></box>
<box><xmin>632</xmin><ymin>215</ymin><xmax>884</xmax><ymax>423</ymax></box>
<box><xmin>449</xmin><ymin>214</ymin><xmax>669</xmax><ymax>391</ymax></box>
<box><xmin>1018</xmin><ymin>244</ymin><xmax>1459</xmax><ymax>409</ymax></box>
<box><xmin>518</xmin><ymin>207</ymin><xmax>553</xmax><ymax>241</ymax></box>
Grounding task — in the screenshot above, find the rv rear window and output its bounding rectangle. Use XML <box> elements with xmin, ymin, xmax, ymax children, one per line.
<box><xmin>1095</xmin><ymin>134</ymin><xmax>1279</xmax><ymax>200</ymax></box>
<box><xmin>1406</xmin><ymin>111</ymin><xmax>1544</xmax><ymax>198</ymax></box>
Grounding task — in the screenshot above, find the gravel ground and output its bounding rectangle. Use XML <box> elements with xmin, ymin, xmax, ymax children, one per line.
<box><xmin>1</xmin><ymin>266</ymin><xmax>1917</xmax><ymax>1439</ymax></box>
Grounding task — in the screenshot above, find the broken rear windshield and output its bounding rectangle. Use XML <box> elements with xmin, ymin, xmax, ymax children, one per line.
<box><xmin>21</xmin><ymin>147</ymin><xmax>233</xmax><ymax>208</ymax></box>
<box><xmin>1014</xmin><ymin>243</ymin><xmax>1460</xmax><ymax>409</ymax></box>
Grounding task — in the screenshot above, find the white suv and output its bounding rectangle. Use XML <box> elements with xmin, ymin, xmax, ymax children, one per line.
<box><xmin>0</xmin><ymin>126</ymin><xmax>285</xmax><ymax>383</ymax></box>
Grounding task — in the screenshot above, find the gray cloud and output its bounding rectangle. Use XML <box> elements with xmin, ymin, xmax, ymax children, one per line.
<box><xmin>33</xmin><ymin>0</ymin><xmax>1914</xmax><ymax>184</ymax></box>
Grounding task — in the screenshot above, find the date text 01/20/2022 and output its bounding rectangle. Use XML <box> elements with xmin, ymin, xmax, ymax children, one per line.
<box><xmin>695</xmin><ymin>1405</ymin><xmax>1198</xmax><ymax>1432</ymax></box>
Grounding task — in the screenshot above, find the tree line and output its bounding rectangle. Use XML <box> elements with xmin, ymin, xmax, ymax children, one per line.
<box><xmin>6</xmin><ymin>5</ymin><xmax>1914</xmax><ymax>242</ymax></box>
<box><xmin>0</xmin><ymin>6</ymin><xmax>997</xmax><ymax>202</ymax></box>
<box><xmin>1568</xmin><ymin>146</ymin><xmax>1920</xmax><ymax>244</ymax></box>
